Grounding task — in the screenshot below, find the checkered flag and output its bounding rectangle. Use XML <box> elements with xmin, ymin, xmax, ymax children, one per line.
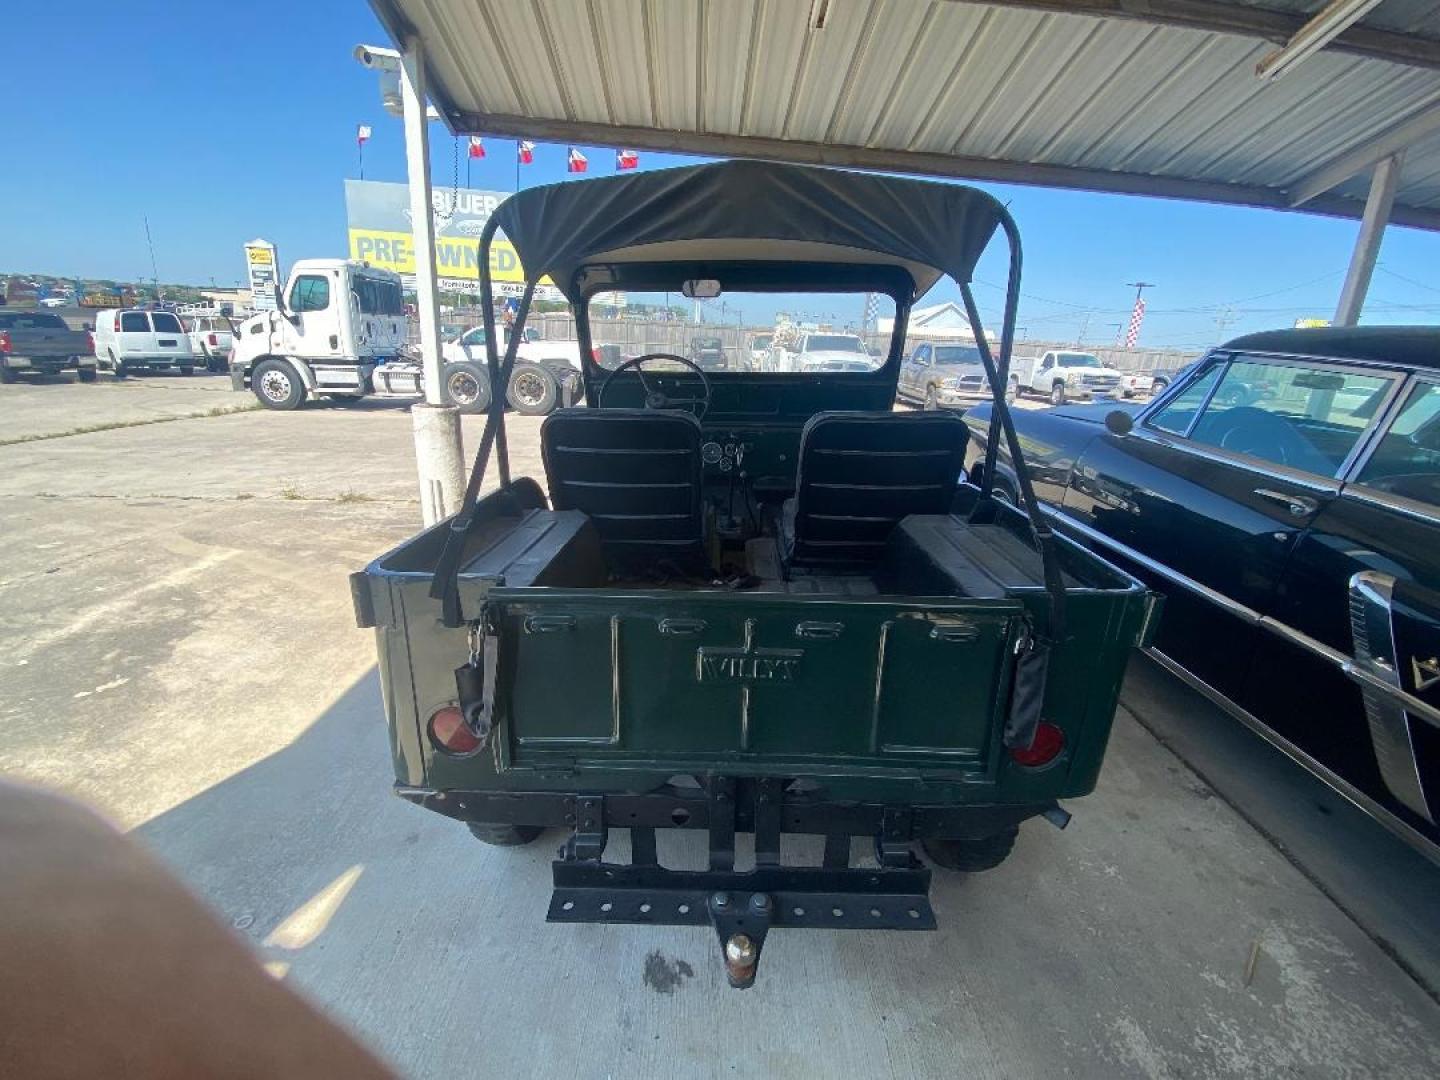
<box><xmin>861</xmin><ymin>292</ymin><xmax>880</xmax><ymax>330</ymax></box>
<box><xmin>1124</xmin><ymin>296</ymin><xmax>1146</xmax><ymax>347</ymax></box>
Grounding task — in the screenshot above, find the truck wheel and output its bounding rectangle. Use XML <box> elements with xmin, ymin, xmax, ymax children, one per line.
<box><xmin>110</xmin><ymin>352</ymin><xmax>127</xmax><ymax>379</ymax></box>
<box><xmin>179</xmin><ymin>366</ymin><xmax>194</xmax><ymax>376</ymax></box>
<box><xmin>1151</xmin><ymin>376</ymin><xmax>1169</xmax><ymax>395</ymax></box>
<box><xmin>923</xmin><ymin>385</ymin><xmax>938</xmax><ymax>410</ymax></box>
<box><xmin>252</xmin><ymin>358</ymin><xmax>306</xmax><ymax>410</ymax></box>
<box><xmin>1006</xmin><ymin>377</ymin><xmax>1018</xmax><ymax>405</ymax></box>
<box><xmin>1050</xmin><ymin>382</ymin><xmax>1066</xmax><ymax>406</ymax></box>
<box><xmin>77</xmin><ymin>368</ymin><xmax>97</xmax><ymax>383</ymax></box>
<box><xmin>467</xmin><ymin>822</ymin><xmax>544</xmax><ymax>846</ymax></box>
<box><xmin>0</xmin><ymin>365</ymin><xmax>15</xmax><ymax>385</ymax></box>
<box><xmin>443</xmin><ymin>361</ymin><xmax>493</xmax><ymax>414</ymax></box>
<box><xmin>923</xmin><ymin>826</ymin><xmax>1018</xmax><ymax>872</ymax></box>
<box><xmin>507</xmin><ymin>362</ymin><xmax>558</xmax><ymax>415</ymax></box>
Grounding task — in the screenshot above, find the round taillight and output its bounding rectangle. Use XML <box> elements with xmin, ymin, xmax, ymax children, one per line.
<box><xmin>1009</xmin><ymin>722</ymin><xmax>1065</xmax><ymax>768</ymax></box>
<box><xmin>428</xmin><ymin>705</ymin><xmax>481</xmax><ymax>755</ymax></box>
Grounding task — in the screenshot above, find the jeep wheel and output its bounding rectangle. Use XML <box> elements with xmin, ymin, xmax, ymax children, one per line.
<box><xmin>923</xmin><ymin>385</ymin><xmax>938</xmax><ymax>410</ymax></box>
<box><xmin>77</xmin><ymin>368</ymin><xmax>97</xmax><ymax>383</ymax></box>
<box><xmin>1050</xmin><ymin>382</ymin><xmax>1066</xmax><ymax>406</ymax></box>
<box><xmin>923</xmin><ymin>826</ymin><xmax>1018</xmax><ymax>872</ymax></box>
<box><xmin>252</xmin><ymin>358</ymin><xmax>306</xmax><ymax>410</ymax></box>
<box><xmin>444</xmin><ymin>361</ymin><xmax>493</xmax><ymax>414</ymax></box>
<box><xmin>467</xmin><ymin>822</ymin><xmax>544</xmax><ymax>846</ymax></box>
<box><xmin>507</xmin><ymin>362</ymin><xmax>558</xmax><ymax>415</ymax></box>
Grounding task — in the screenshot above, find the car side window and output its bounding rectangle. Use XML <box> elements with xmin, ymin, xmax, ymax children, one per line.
<box><xmin>1168</xmin><ymin>356</ymin><xmax>1396</xmax><ymax>475</ymax></box>
<box><xmin>914</xmin><ymin>345</ymin><xmax>929</xmax><ymax>365</ymax></box>
<box><xmin>1147</xmin><ymin>361</ymin><xmax>1224</xmax><ymax>435</ymax></box>
<box><xmin>462</xmin><ymin>327</ymin><xmax>486</xmax><ymax>346</ymax></box>
<box><xmin>120</xmin><ymin>312</ymin><xmax>148</xmax><ymax>332</ymax></box>
<box><xmin>1353</xmin><ymin>381</ymin><xmax>1440</xmax><ymax>509</ymax></box>
<box><xmin>1040</xmin><ymin>355</ymin><xmax>1052</xmax><ymax>371</ymax></box>
<box><xmin>289</xmin><ymin>275</ymin><xmax>330</xmax><ymax>313</ymax></box>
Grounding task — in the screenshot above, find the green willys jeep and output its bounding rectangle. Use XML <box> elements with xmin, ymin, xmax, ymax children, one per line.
<box><xmin>352</xmin><ymin>161</ymin><xmax>1158</xmax><ymax>987</ymax></box>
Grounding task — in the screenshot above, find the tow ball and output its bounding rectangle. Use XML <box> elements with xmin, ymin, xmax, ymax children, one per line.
<box><xmin>711</xmin><ymin>891</ymin><xmax>772</xmax><ymax>989</ymax></box>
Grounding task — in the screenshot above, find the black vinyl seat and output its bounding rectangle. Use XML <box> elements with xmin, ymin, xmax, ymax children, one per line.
<box><xmin>541</xmin><ymin>408</ymin><xmax>706</xmax><ymax>562</ymax></box>
<box><xmin>782</xmin><ymin>410</ymin><xmax>970</xmax><ymax>570</ymax></box>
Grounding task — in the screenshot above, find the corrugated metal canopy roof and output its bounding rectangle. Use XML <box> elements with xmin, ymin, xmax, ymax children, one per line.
<box><xmin>369</xmin><ymin>0</ymin><xmax>1440</xmax><ymax>230</ymax></box>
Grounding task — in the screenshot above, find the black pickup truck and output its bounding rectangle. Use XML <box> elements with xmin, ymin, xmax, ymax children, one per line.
<box><xmin>964</xmin><ymin>327</ymin><xmax>1440</xmax><ymax>862</ymax></box>
<box><xmin>0</xmin><ymin>310</ymin><xmax>97</xmax><ymax>383</ymax></box>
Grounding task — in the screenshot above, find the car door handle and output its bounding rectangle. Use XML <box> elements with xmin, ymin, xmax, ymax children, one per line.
<box><xmin>1253</xmin><ymin>488</ymin><xmax>1319</xmax><ymax>517</ymax></box>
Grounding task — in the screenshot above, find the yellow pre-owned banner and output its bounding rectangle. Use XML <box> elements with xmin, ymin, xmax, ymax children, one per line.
<box><xmin>347</xmin><ymin>228</ymin><xmax>534</xmax><ymax>283</ymax></box>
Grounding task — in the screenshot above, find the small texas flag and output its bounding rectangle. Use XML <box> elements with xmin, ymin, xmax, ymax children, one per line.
<box><xmin>616</xmin><ymin>148</ymin><xmax>639</xmax><ymax>170</ymax></box>
<box><xmin>567</xmin><ymin>146</ymin><xmax>588</xmax><ymax>173</ymax></box>
<box><xmin>517</xmin><ymin>140</ymin><xmax>535</xmax><ymax>164</ymax></box>
<box><xmin>468</xmin><ymin>136</ymin><xmax>485</xmax><ymax>159</ymax></box>
<box><xmin>356</xmin><ymin>124</ymin><xmax>372</xmax><ymax>145</ymax></box>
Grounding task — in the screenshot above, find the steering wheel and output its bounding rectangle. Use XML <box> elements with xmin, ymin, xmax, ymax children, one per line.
<box><xmin>598</xmin><ymin>352</ymin><xmax>713</xmax><ymax>419</ymax></box>
<box><xmin>1200</xmin><ymin>407</ymin><xmax>1306</xmax><ymax>467</ymax></box>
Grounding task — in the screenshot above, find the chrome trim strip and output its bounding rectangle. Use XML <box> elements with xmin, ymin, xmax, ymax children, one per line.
<box><xmin>1340</xmin><ymin>484</ymin><xmax>1440</xmax><ymax>527</ymax></box>
<box><xmin>1046</xmin><ymin>505</ymin><xmax>1440</xmax><ymax>731</ymax></box>
<box><xmin>1144</xmin><ymin>647</ymin><xmax>1440</xmax><ymax>868</ymax></box>
<box><xmin>1348</xmin><ymin>571</ymin><xmax>1433</xmax><ymax>822</ymax></box>
<box><xmin>1130</xmin><ymin>428</ymin><xmax>1342</xmax><ymax>493</ymax></box>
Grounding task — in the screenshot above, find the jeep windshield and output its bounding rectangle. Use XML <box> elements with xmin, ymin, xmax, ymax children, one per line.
<box><xmin>588</xmin><ymin>288</ymin><xmax>892</xmax><ymax>375</ymax></box>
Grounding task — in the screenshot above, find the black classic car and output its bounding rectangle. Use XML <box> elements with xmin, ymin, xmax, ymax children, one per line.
<box><xmin>964</xmin><ymin>327</ymin><xmax>1440</xmax><ymax>859</ymax></box>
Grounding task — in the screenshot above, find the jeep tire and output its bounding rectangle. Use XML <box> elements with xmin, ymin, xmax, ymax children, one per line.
<box><xmin>467</xmin><ymin>822</ymin><xmax>544</xmax><ymax>846</ymax></box>
<box><xmin>922</xmin><ymin>826</ymin><xmax>1019</xmax><ymax>872</ymax></box>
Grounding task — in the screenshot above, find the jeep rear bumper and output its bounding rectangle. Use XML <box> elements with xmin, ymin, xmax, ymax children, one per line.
<box><xmin>397</xmin><ymin>779</ymin><xmax>1057</xmax><ymax>987</ymax></box>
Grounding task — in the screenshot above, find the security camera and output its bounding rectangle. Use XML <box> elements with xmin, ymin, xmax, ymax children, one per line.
<box><xmin>354</xmin><ymin>44</ymin><xmax>401</xmax><ymax>72</ymax></box>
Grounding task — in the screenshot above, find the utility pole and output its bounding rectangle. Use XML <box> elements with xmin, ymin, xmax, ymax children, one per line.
<box><xmin>1126</xmin><ymin>281</ymin><xmax>1155</xmax><ymax>306</ymax></box>
<box><xmin>144</xmin><ymin>216</ymin><xmax>160</xmax><ymax>296</ymax></box>
<box><xmin>1214</xmin><ymin>305</ymin><xmax>1238</xmax><ymax>341</ymax></box>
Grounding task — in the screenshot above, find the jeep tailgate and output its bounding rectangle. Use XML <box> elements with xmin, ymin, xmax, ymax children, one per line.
<box><xmin>488</xmin><ymin>589</ymin><xmax>1024</xmax><ymax>777</ymax></box>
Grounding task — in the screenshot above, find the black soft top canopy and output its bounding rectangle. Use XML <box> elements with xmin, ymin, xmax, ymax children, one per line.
<box><xmin>488</xmin><ymin>160</ymin><xmax>1007</xmax><ymax>302</ymax></box>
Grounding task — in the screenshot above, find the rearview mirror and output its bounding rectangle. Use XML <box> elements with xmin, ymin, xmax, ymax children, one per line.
<box><xmin>682</xmin><ymin>279</ymin><xmax>721</xmax><ymax>299</ymax></box>
<box><xmin>1104</xmin><ymin>410</ymin><xmax>1134</xmax><ymax>436</ymax></box>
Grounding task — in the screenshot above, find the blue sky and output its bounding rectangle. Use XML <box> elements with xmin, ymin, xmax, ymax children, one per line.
<box><xmin>4</xmin><ymin>2</ymin><xmax>1438</xmax><ymax>350</ymax></box>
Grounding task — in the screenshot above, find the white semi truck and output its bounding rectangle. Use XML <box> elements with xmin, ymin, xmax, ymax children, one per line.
<box><xmin>230</xmin><ymin>259</ymin><xmax>410</xmax><ymax>410</ymax></box>
<box><xmin>231</xmin><ymin>258</ymin><xmax>585</xmax><ymax>414</ymax></box>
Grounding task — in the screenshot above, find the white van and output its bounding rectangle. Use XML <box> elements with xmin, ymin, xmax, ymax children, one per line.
<box><xmin>93</xmin><ymin>309</ymin><xmax>196</xmax><ymax>376</ymax></box>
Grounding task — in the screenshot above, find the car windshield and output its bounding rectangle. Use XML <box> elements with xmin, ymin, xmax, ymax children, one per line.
<box><xmin>933</xmin><ymin>345</ymin><xmax>983</xmax><ymax>365</ymax></box>
<box><xmin>586</xmin><ymin>289</ymin><xmax>893</xmax><ymax>374</ymax></box>
<box><xmin>805</xmin><ymin>334</ymin><xmax>865</xmax><ymax>352</ymax></box>
<box><xmin>1055</xmin><ymin>352</ymin><xmax>1102</xmax><ymax>368</ymax></box>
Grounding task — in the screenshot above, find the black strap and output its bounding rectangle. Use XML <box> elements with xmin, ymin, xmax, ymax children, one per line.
<box><xmin>428</xmin><ymin>302</ymin><xmax>533</xmax><ymax>627</ymax></box>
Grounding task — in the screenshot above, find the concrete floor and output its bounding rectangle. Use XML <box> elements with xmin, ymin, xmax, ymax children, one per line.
<box><xmin>2</xmin><ymin>379</ymin><xmax>1438</xmax><ymax>1078</ymax></box>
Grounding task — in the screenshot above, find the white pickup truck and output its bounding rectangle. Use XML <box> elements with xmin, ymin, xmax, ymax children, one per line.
<box><xmin>1010</xmin><ymin>349</ymin><xmax>1124</xmax><ymax>405</ymax></box>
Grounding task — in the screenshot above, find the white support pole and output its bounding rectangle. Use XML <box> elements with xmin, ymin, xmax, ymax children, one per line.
<box><xmin>1334</xmin><ymin>152</ymin><xmax>1404</xmax><ymax>327</ymax></box>
<box><xmin>399</xmin><ymin>34</ymin><xmax>464</xmax><ymax>524</ymax></box>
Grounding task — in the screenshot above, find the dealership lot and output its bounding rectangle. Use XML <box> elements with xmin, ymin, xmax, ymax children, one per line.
<box><xmin>3</xmin><ymin>378</ymin><xmax>1440</xmax><ymax>1078</ymax></box>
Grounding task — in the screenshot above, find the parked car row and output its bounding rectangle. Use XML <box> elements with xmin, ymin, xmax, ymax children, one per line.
<box><xmin>964</xmin><ymin>326</ymin><xmax>1440</xmax><ymax>859</ymax></box>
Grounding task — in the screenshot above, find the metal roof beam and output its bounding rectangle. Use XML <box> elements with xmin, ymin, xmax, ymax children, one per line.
<box><xmin>1288</xmin><ymin>102</ymin><xmax>1440</xmax><ymax>205</ymax></box>
<box><xmin>948</xmin><ymin>0</ymin><xmax>1440</xmax><ymax>71</ymax></box>
<box><xmin>452</xmin><ymin>108</ymin><xmax>1440</xmax><ymax>231</ymax></box>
